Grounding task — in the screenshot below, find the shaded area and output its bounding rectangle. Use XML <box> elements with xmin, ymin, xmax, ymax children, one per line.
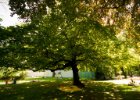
<box><xmin>0</xmin><ymin>80</ymin><xmax>140</xmax><ymax>100</ymax></box>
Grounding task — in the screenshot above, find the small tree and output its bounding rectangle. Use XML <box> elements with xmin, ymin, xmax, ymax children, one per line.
<box><xmin>0</xmin><ymin>67</ymin><xmax>15</xmax><ymax>84</ymax></box>
<box><xmin>0</xmin><ymin>67</ymin><xmax>26</xmax><ymax>84</ymax></box>
<box><xmin>12</xmin><ymin>71</ymin><xmax>27</xmax><ymax>84</ymax></box>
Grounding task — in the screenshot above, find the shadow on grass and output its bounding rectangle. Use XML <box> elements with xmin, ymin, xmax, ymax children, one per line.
<box><xmin>0</xmin><ymin>80</ymin><xmax>140</xmax><ymax>100</ymax></box>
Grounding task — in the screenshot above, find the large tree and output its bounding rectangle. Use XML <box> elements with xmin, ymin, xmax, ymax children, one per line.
<box><xmin>22</xmin><ymin>13</ymin><xmax>115</xmax><ymax>87</ymax></box>
<box><xmin>4</xmin><ymin>0</ymin><xmax>140</xmax><ymax>87</ymax></box>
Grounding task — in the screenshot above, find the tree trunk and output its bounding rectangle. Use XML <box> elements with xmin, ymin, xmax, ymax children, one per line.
<box><xmin>5</xmin><ymin>80</ymin><xmax>9</xmax><ymax>85</ymax></box>
<box><xmin>121</xmin><ymin>67</ymin><xmax>127</xmax><ymax>79</ymax></box>
<box><xmin>71</xmin><ymin>61</ymin><xmax>85</xmax><ymax>88</ymax></box>
<box><xmin>13</xmin><ymin>79</ymin><xmax>17</xmax><ymax>84</ymax></box>
<box><xmin>51</xmin><ymin>70</ymin><xmax>56</xmax><ymax>77</ymax></box>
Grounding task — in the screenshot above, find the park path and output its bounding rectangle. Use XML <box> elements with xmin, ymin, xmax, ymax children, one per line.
<box><xmin>0</xmin><ymin>77</ymin><xmax>140</xmax><ymax>85</ymax></box>
<box><xmin>102</xmin><ymin>77</ymin><xmax>140</xmax><ymax>85</ymax></box>
<box><xmin>103</xmin><ymin>79</ymin><xmax>140</xmax><ymax>84</ymax></box>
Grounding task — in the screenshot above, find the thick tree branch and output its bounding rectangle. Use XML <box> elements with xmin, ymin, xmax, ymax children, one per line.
<box><xmin>47</xmin><ymin>61</ymin><xmax>72</xmax><ymax>72</ymax></box>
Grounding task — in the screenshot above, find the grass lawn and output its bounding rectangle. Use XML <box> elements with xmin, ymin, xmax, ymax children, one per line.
<box><xmin>0</xmin><ymin>78</ymin><xmax>140</xmax><ymax>100</ymax></box>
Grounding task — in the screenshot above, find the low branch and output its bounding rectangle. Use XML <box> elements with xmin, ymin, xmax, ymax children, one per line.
<box><xmin>47</xmin><ymin>61</ymin><xmax>72</xmax><ymax>72</ymax></box>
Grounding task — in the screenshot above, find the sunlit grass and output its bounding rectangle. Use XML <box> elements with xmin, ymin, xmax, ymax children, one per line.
<box><xmin>58</xmin><ymin>85</ymin><xmax>82</xmax><ymax>92</ymax></box>
<box><xmin>118</xmin><ymin>84</ymin><xmax>140</xmax><ymax>92</ymax></box>
<box><xmin>0</xmin><ymin>79</ymin><xmax>140</xmax><ymax>100</ymax></box>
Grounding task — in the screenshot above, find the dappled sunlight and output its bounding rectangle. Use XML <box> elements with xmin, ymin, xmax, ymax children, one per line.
<box><xmin>40</xmin><ymin>84</ymin><xmax>49</xmax><ymax>87</ymax></box>
<box><xmin>103</xmin><ymin>91</ymin><xmax>122</xmax><ymax>100</ymax></box>
<box><xmin>26</xmin><ymin>86</ymin><xmax>30</xmax><ymax>89</ymax></box>
<box><xmin>84</xmin><ymin>80</ymin><xmax>95</xmax><ymax>84</ymax></box>
<box><xmin>63</xmin><ymin>81</ymin><xmax>72</xmax><ymax>84</ymax></box>
<box><xmin>4</xmin><ymin>86</ymin><xmax>12</xmax><ymax>90</ymax></box>
<box><xmin>58</xmin><ymin>85</ymin><xmax>82</xmax><ymax>92</ymax></box>
<box><xmin>0</xmin><ymin>80</ymin><xmax>140</xmax><ymax>100</ymax></box>
<box><xmin>118</xmin><ymin>85</ymin><xmax>140</xmax><ymax>92</ymax></box>
<box><xmin>17</xmin><ymin>96</ymin><xmax>24</xmax><ymax>100</ymax></box>
<box><xmin>40</xmin><ymin>84</ymin><xmax>45</xmax><ymax>87</ymax></box>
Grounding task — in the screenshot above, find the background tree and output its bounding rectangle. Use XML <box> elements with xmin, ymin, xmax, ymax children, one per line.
<box><xmin>0</xmin><ymin>25</ymin><xmax>29</xmax><ymax>69</ymax></box>
<box><xmin>0</xmin><ymin>67</ymin><xmax>26</xmax><ymax>85</ymax></box>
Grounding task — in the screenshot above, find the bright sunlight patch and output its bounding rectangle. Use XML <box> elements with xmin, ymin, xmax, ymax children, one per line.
<box><xmin>58</xmin><ymin>85</ymin><xmax>82</xmax><ymax>92</ymax></box>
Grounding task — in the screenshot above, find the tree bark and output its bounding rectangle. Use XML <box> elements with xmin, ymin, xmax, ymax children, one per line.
<box><xmin>71</xmin><ymin>61</ymin><xmax>85</xmax><ymax>88</ymax></box>
<box><xmin>121</xmin><ymin>67</ymin><xmax>127</xmax><ymax>79</ymax></box>
<box><xmin>51</xmin><ymin>70</ymin><xmax>56</xmax><ymax>77</ymax></box>
<box><xmin>5</xmin><ymin>80</ymin><xmax>9</xmax><ymax>85</ymax></box>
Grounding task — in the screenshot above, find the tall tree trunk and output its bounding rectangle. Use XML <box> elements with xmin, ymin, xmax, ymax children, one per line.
<box><xmin>71</xmin><ymin>61</ymin><xmax>85</xmax><ymax>88</ymax></box>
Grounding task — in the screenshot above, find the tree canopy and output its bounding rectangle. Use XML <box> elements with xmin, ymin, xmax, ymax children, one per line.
<box><xmin>8</xmin><ymin>0</ymin><xmax>140</xmax><ymax>51</ymax></box>
<box><xmin>0</xmin><ymin>0</ymin><xmax>139</xmax><ymax>87</ymax></box>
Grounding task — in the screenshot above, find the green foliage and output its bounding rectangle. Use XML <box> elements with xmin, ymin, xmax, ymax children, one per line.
<box><xmin>0</xmin><ymin>67</ymin><xmax>26</xmax><ymax>82</ymax></box>
<box><xmin>0</xmin><ymin>25</ymin><xmax>31</xmax><ymax>69</ymax></box>
<box><xmin>0</xmin><ymin>67</ymin><xmax>15</xmax><ymax>80</ymax></box>
<box><xmin>1</xmin><ymin>1</ymin><xmax>117</xmax><ymax>73</ymax></box>
<box><xmin>26</xmin><ymin>15</ymin><xmax>114</xmax><ymax>70</ymax></box>
<box><xmin>0</xmin><ymin>0</ymin><xmax>138</xmax><ymax>82</ymax></box>
<box><xmin>95</xmin><ymin>65</ymin><xmax>115</xmax><ymax>80</ymax></box>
